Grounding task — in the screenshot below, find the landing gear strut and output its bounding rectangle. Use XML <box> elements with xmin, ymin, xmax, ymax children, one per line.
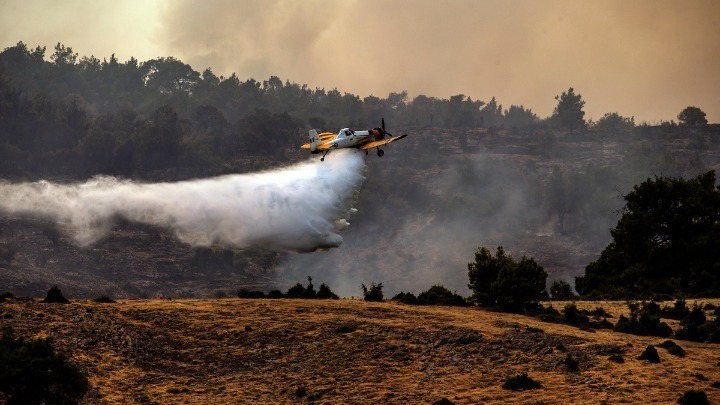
<box><xmin>320</xmin><ymin>150</ymin><xmax>330</xmax><ymax>162</ymax></box>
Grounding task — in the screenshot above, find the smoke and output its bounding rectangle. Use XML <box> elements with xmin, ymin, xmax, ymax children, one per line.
<box><xmin>0</xmin><ymin>150</ymin><xmax>365</xmax><ymax>252</ymax></box>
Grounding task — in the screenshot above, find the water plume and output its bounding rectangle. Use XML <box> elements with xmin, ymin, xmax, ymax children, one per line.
<box><xmin>0</xmin><ymin>150</ymin><xmax>365</xmax><ymax>252</ymax></box>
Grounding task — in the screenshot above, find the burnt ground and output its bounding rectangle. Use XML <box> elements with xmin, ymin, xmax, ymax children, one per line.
<box><xmin>2</xmin><ymin>298</ymin><xmax>719</xmax><ymax>404</ymax></box>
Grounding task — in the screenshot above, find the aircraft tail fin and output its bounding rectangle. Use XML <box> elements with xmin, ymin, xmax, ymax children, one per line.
<box><xmin>309</xmin><ymin>129</ymin><xmax>319</xmax><ymax>152</ymax></box>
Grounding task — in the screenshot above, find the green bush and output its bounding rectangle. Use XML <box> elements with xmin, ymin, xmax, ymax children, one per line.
<box><xmin>675</xmin><ymin>304</ymin><xmax>720</xmax><ymax>343</ymax></box>
<box><xmin>416</xmin><ymin>285</ymin><xmax>468</xmax><ymax>307</ymax></box>
<box><xmin>92</xmin><ymin>295</ymin><xmax>115</xmax><ymax>303</ymax></box>
<box><xmin>614</xmin><ymin>302</ymin><xmax>672</xmax><ymax>337</ymax></box>
<box><xmin>0</xmin><ymin>327</ymin><xmax>89</xmax><ymax>404</ymax></box>
<box><xmin>392</xmin><ymin>292</ymin><xmax>417</xmax><ymax>305</ymax></box>
<box><xmin>237</xmin><ymin>289</ymin><xmax>266</xmax><ymax>298</ymax></box>
<box><xmin>661</xmin><ymin>298</ymin><xmax>690</xmax><ymax>320</ymax></box>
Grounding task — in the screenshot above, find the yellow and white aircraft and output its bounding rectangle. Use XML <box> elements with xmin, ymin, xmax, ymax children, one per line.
<box><xmin>301</xmin><ymin>118</ymin><xmax>407</xmax><ymax>161</ymax></box>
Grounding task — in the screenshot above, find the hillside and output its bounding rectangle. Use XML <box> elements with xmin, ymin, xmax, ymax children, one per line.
<box><xmin>3</xmin><ymin>125</ymin><xmax>720</xmax><ymax>298</ymax></box>
<box><xmin>2</xmin><ymin>298</ymin><xmax>719</xmax><ymax>404</ymax></box>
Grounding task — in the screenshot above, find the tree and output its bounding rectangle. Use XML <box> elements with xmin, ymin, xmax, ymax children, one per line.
<box><xmin>468</xmin><ymin>246</ymin><xmax>548</xmax><ymax>311</ymax></box>
<box><xmin>502</xmin><ymin>105</ymin><xmax>538</xmax><ymax>131</ymax></box>
<box><xmin>549</xmin><ymin>280</ymin><xmax>576</xmax><ymax>300</ymax></box>
<box><xmin>42</xmin><ymin>286</ymin><xmax>70</xmax><ymax>304</ymax></box>
<box><xmin>492</xmin><ymin>257</ymin><xmax>548</xmax><ymax>311</ymax></box>
<box><xmin>361</xmin><ymin>282</ymin><xmax>384</xmax><ymax>302</ymax></box>
<box><xmin>575</xmin><ymin>171</ymin><xmax>720</xmax><ymax>298</ymax></box>
<box><xmin>551</xmin><ymin>87</ymin><xmax>586</xmax><ymax>133</ymax></box>
<box><xmin>677</xmin><ymin>106</ymin><xmax>707</xmax><ymax>126</ymax></box>
<box><xmin>467</xmin><ymin>246</ymin><xmax>513</xmax><ymax>306</ymax></box>
<box><xmin>0</xmin><ymin>327</ymin><xmax>89</xmax><ymax>404</ymax></box>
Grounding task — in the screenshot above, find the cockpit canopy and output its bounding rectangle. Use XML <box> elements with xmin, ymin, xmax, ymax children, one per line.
<box><xmin>338</xmin><ymin>128</ymin><xmax>353</xmax><ymax>138</ymax></box>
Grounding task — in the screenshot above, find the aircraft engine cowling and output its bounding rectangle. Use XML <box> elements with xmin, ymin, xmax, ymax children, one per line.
<box><xmin>372</xmin><ymin>128</ymin><xmax>384</xmax><ymax>141</ymax></box>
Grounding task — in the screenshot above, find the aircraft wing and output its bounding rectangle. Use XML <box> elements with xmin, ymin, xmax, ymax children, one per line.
<box><xmin>300</xmin><ymin>142</ymin><xmax>335</xmax><ymax>150</ymax></box>
<box><xmin>358</xmin><ymin>134</ymin><xmax>407</xmax><ymax>150</ymax></box>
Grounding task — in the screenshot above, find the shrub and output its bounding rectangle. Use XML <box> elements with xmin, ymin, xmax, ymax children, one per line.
<box><xmin>564</xmin><ymin>353</ymin><xmax>580</xmax><ymax>372</ymax></box>
<box><xmin>638</xmin><ymin>345</ymin><xmax>660</xmax><ymax>363</ymax></box>
<box><xmin>416</xmin><ymin>285</ymin><xmax>468</xmax><ymax>307</ymax></box>
<box><xmin>658</xmin><ymin>340</ymin><xmax>686</xmax><ymax>357</ymax></box>
<box><xmin>267</xmin><ymin>290</ymin><xmax>284</xmax><ymax>299</ymax></box>
<box><xmin>661</xmin><ymin>298</ymin><xmax>690</xmax><ymax>320</ymax></box>
<box><xmin>677</xmin><ymin>390</ymin><xmax>709</xmax><ymax>405</ymax></box>
<box><xmin>534</xmin><ymin>305</ymin><xmax>564</xmax><ymax>323</ymax></box>
<box><xmin>608</xmin><ymin>354</ymin><xmax>624</xmax><ymax>363</ymax></box>
<box><xmin>285</xmin><ymin>283</ymin><xmax>305</xmax><ymax>298</ymax></box>
<box><xmin>392</xmin><ymin>292</ymin><xmax>417</xmax><ymax>305</ymax></box>
<box><xmin>676</xmin><ymin>304</ymin><xmax>720</xmax><ymax>343</ymax></box>
<box><xmin>237</xmin><ymin>289</ymin><xmax>266</xmax><ymax>299</ymax></box>
<box><xmin>316</xmin><ymin>283</ymin><xmax>339</xmax><ymax>300</ymax></box>
<box><xmin>563</xmin><ymin>303</ymin><xmax>589</xmax><ymax>327</ymax></box>
<box><xmin>92</xmin><ymin>295</ymin><xmax>115</xmax><ymax>303</ymax></box>
<box><xmin>502</xmin><ymin>373</ymin><xmax>542</xmax><ymax>391</ymax></box>
<box><xmin>361</xmin><ymin>283</ymin><xmax>384</xmax><ymax>302</ymax></box>
<box><xmin>614</xmin><ymin>302</ymin><xmax>672</xmax><ymax>337</ymax></box>
<box><xmin>0</xmin><ymin>327</ymin><xmax>89</xmax><ymax>404</ymax></box>
<box><xmin>681</xmin><ymin>305</ymin><xmax>707</xmax><ymax>326</ymax></box>
<box><xmin>42</xmin><ymin>286</ymin><xmax>70</xmax><ymax>304</ymax></box>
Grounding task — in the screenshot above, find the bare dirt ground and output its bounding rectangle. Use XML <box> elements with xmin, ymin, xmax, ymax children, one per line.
<box><xmin>2</xmin><ymin>298</ymin><xmax>719</xmax><ymax>404</ymax></box>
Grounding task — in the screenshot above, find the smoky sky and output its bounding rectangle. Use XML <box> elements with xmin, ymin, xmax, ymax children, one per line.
<box><xmin>2</xmin><ymin>0</ymin><xmax>719</xmax><ymax>123</ymax></box>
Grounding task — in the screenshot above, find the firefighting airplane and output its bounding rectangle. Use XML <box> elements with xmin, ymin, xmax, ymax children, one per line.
<box><xmin>301</xmin><ymin>118</ymin><xmax>407</xmax><ymax>161</ymax></box>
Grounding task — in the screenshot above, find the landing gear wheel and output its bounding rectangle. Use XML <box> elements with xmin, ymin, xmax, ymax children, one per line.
<box><xmin>321</xmin><ymin>157</ymin><xmax>325</xmax><ymax>162</ymax></box>
<box><xmin>377</xmin><ymin>149</ymin><xmax>385</xmax><ymax>157</ymax></box>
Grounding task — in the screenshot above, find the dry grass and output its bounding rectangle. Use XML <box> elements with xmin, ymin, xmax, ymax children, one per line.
<box><xmin>2</xmin><ymin>298</ymin><xmax>719</xmax><ymax>404</ymax></box>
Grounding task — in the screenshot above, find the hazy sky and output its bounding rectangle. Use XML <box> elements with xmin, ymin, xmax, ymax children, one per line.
<box><xmin>2</xmin><ymin>0</ymin><xmax>719</xmax><ymax>123</ymax></box>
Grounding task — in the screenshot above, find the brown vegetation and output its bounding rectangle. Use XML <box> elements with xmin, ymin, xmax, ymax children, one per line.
<box><xmin>2</xmin><ymin>298</ymin><xmax>719</xmax><ymax>403</ymax></box>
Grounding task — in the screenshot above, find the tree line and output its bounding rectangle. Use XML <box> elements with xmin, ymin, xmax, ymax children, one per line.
<box><xmin>3</xmin><ymin>41</ymin><xmax>709</xmax><ymax>181</ymax></box>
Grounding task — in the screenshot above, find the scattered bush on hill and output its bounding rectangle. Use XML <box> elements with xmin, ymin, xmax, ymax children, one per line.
<box><xmin>416</xmin><ymin>285</ymin><xmax>468</xmax><ymax>306</ymax></box>
<box><xmin>392</xmin><ymin>292</ymin><xmax>417</xmax><ymax>305</ymax></box>
<box><xmin>614</xmin><ymin>302</ymin><xmax>672</xmax><ymax>337</ymax></box>
<box><xmin>237</xmin><ymin>289</ymin><xmax>267</xmax><ymax>299</ymax></box>
<box><xmin>638</xmin><ymin>345</ymin><xmax>661</xmax><ymax>363</ymax></box>
<box><xmin>533</xmin><ymin>303</ymin><xmax>613</xmax><ymax>330</ymax></box>
<box><xmin>237</xmin><ymin>277</ymin><xmax>339</xmax><ymax>300</ymax></box>
<box><xmin>0</xmin><ymin>326</ymin><xmax>89</xmax><ymax>404</ymax></box>
<box><xmin>361</xmin><ymin>282</ymin><xmax>384</xmax><ymax>302</ymax></box>
<box><xmin>502</xmin><ymin>373</ymin><xmax>542</xmax><ymax>391</ymax></box>
<box><xmin>675</xmin><ymin>304</ymin><xmax>720</xmax><ymax>343</ymax></box>
<box><xmin>92</xmin><ymin>295</ymin><xmax>115</xmax><ymax>303</ymax></box>
<box><xmin>661</xmin><ymin>298</ymin><xmax>690</xmax><ymax>320</ymax></box>
<box><xmin>677</xmin><ymin>389</ymin><xmax>710</xmax><ymax>405</ymax></box>
<box><xmin>41</xmin><ymin>286</ymin><xmax>70</xmax><ymax>304</ymax></box>
<box><xmin>658</xmin><ymin>340</ymin><xmax>686</xmax><ymax>357</ymax></box>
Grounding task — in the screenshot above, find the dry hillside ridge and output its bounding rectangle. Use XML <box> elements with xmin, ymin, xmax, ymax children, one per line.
<box><xmin>2</xmin><ymin>298</ymin><xmax>719</xmax><ymax>404</ymax></box>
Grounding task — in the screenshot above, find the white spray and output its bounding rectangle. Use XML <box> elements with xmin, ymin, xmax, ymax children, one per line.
<box><xmin>0</xmin><ymin>150</ymin><xmax>365</xmax><ymax>252</ymax></box>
